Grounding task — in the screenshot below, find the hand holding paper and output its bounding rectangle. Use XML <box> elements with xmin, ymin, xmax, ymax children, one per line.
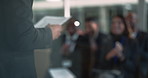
<box><xmin>47</xmin><ymin>24</ymin><xmax>63</xmax><ymax>40</ymax></box>
<box><xmin>35</xmin><ymin>16</ymin><xmax>72</xmax><ymax>40</ymax></box>
<box><xmin>35</xmin><ymin>16</ymin><xmax>71</xmax><ymax>28</ymax></box>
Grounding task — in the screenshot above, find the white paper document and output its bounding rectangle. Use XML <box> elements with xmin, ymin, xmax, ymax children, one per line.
<box><xmin>34</xmin><ymin>16</ymin><xmax>71</xmax><ymax>28</ymax></box>
<box><xmin>49</xmin><ymin>68</ymin><xmax>75</xmax><ymax>78</ymax></box>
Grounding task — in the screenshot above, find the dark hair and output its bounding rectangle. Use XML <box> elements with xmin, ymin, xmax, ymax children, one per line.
<box><xmin>85</xmin><ymin>17</ymin><xmax>98</xmax><ymax>23</ymax></box>
<box><xmin>111</xmin><ymin>15</ymin><xmax>129</xmax><ymax>37</ymax></box>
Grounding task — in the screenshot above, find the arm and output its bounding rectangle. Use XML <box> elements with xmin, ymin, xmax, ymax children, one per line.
<box><xmin>105</xmin><ymin>48</ymin><xmax>118</xmax><ymax>60</ymax></box>
<box><xmin>4</xmin><ymin>0</ymin><xmax>55</xmax><ymax>51</ymax></box>
<box><xmin>99</xmin><ymin>36</ymin><xmax>113</xmax><ymax>63</ymax></box>
<box><xmin>141</xmin><ymin>35</ymin><xmax>148</xmax><ymax>60</ymax></box>
<box><xmin>106</xmin><ymin>42</ymin><xmax>124</xmax><ymax>61</ymax></box>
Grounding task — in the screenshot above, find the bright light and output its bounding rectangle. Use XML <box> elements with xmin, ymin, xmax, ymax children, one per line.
<box><xmin>74</xmin><ymin>21</ymin><xmax>80</xmax><ymax>27</ymax></box>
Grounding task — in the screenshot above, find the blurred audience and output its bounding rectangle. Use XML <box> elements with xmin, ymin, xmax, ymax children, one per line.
<box><xmin>60</xmin><ymin>19</ymin><xmax>82</xmax><ymax>78</ymax></box>
<box><xmin>84</xmin><ymin>17</ymin><xmax>109</xmax><ymax>78</ymax></box>
<box><xmin>126</xmin><ymin>12</ymin><xmax>148</xmax><ymax>78</ymax></box>
<box><xmin>95</xmin><ymin>15</ymin><xmax>139</xmax><ymax>78</ymax></box>
<box><xmin>79</xmin><ymin>17</ymin><xmax>100</xmax><ymax>78</ymax></box>
<box><xmin>58</xmin><ymin>13</ymin><xmax>148</xmax><ymax>78</ymax></box>
<box><xmin>82</xmin><ymin>18</ymin><xmax>108</xmax><ymax>78</ymax></box>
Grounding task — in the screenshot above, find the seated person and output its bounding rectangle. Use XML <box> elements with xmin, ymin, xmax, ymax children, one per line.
<box><xmin>97</xmin><ymin>15</ymin><xmax>139</xmax><ymax>78</ymax></box>
<box><xmin>61</xmin><ymin>19</ymin><xmax>82</xmax><ymax>78</ymax></box>
<box><xmin>80</xmin><ymin>17</ymin><xmax>107</xmax><ymax>78</ymax></box>
<box><xmin>126</xmin><ymin>12</ymin><xmax>148</xmax><ymax>78</ymax></box>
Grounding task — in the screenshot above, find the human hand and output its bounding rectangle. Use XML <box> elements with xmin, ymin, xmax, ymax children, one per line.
<box><xmin>91</xmin><ymin>42</ymin><xmax>97</xmax><ymax>52</ymax></box>
<box><xmin>106</xmin><ymin>42</ymin><xmax>123</xmax><ymax>59</ymax></box>
<box><xmin>115</xmin><ymin>42</ymin><xmax>125</xmax><ymax>60</ymax></box>
<box><xmin>115</xmin><ymin>42</ymin><xmax>123</xmax><ymax>52</ymax></box>
<box><xmin>61</xmin><ymin>44</ymin><xmax>70</xmax><ymax>56</ymax></box>
<box><xmin>47</xmin><ymin>24</ymin><xmax>63</xmax><ymax>40</ymax></box>
<box><xmin>106</xmin><ymin>48</ymin><xmax>119</xmax><ymax>60</ymax></box>
<box><xmin>76</xmin><ymin>29</ymin><xmax>85</xmax><ymax>36</ymax></box>
<box><xmin>62</xmin><ymin>44</ymin><xmax>70</xmax><ymax>52</ymax></box>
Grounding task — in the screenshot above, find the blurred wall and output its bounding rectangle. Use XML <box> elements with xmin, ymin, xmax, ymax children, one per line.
<box><xmin>34</xmin><ymin>49</ymin><xmax>51</xmax><ymax>78</ymax></box>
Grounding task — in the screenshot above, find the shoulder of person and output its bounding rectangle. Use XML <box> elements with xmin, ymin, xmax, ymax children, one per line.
<box><xmin>78</xmin><ymin>34</ymin><xmax>89</xmax><ymax>40</ymax></box>
<box><xmin>127</xmin><ymin>37</ymin><xmax>139</xmax><ymax>47</ymax></box>
<box><xmin>101</xmin><ymin>34</ymin><xmax>113</xmax><ymax>44</ymax></box>
<box><xmin>138</xmin><ymin>31</ymin><xmax>148</xmax><ymax>35</ymax></box>
<box><xmin>98</xmin><ymin>32</ymin><xmax>110</xmax><ymax>39</ymax></box>
<box><xmin>137</xmin><ymin>31</ymin><xmax>148</xmax><ymax>38</ymax></box>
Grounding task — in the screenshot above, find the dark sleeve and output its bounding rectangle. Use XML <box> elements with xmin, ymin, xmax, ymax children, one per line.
<box><xmin>4</xmin><ymin>0</ymin><xmax>53</xmax><ymax>51</ymax></box>
<box><xmin>77</xmin><ymin>35</ymin><xmax>90</xmax><ymax>48</ymax></box>
<box><xmin>145</xmin><ymin>35</ymin><xmax>148</xmax><ymax>52</ymax></box>
<box><xmin>123</xmin><ymin>39</ymin><xmax>140</xmax><ymax>72</ymax></box>
<box><xmin>141</xmin><ymin>34</ymin><xmax>148</xmax><ymax>60</ymax></box>
<box><xmin>99</xmin><ymin>36</ymin><xmax>114</xmax><ymax>67</ymax></box>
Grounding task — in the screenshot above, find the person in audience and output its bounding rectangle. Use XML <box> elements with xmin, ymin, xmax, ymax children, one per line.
<box><xmin>98</xmin><ymin>15</ymin><xmax>139</xmax><ymax>78</ymax></box>
<box><xmin>82</xmin><ymin>17</ymin><xmax>108</xmax><ymax>78</ymax></box>
<box><xmin>78</xmin><ymin>17</ymin><xmax>102</xmax><ymax>78</ymax></box>
<box><xmin>126</xmin><ymin>12</ymin><xmax>148</xmax><ymax>78</ymax></box>
<box><xmin>61</xmin><ymin>19</ymin><xmax>82</xmax><ymax>78</ymax></box>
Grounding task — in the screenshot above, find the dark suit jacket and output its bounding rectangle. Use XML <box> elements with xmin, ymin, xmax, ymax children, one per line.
<box><xmin>60</xmin><ymin>34</ymin><xmax>82</xmax><ymax>78</ymax></box>
<box><xmin>136</xmin><ymin>31</ymin><xmax>148</xmax><ymax>62</ymax></box>
<box><xmin>0</xmin><ymin>0</ymin><xmax>52</xmax><ymax>78</ymax></box>
<box><xmin>93</xmin><ymin>32</ymin><xmax>108</xmax><ymax>69</ymax></box>
<box><xmin>76</xmin><ymin>33</ymin><xmax>107</xmax><ymax>78</ymax></box>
